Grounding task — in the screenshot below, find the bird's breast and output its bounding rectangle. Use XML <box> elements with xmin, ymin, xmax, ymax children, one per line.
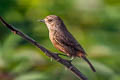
<box><xmin>49</xmin><ymin>31</ymin><xmax>54</xmax><ymax>43</ymax></box>
<box><xmin>49</xmin><ymin>31</ymin><xmax>58</xmax><ymax>47</ymax></box>
<box><xmin>49</xmin><ymin>31</ymin><xmax>66</xmax><ymax>53</ymax></box>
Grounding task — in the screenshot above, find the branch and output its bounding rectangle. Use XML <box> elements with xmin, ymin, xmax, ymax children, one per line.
<box><xmin>0</xmin><ymin>16</ymin><xmax>88</xmax><ymax>80</ymax></box>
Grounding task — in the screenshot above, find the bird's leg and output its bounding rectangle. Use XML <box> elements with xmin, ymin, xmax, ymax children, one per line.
<box><xmin>69</xmin><ymin>56</ymin><xmax>75</xmax><ymax>62</ymax></box>
<box><xmin>71</xmin><ymin>56</ymin><xmax>75</xmax><ymax>60</ymax></box>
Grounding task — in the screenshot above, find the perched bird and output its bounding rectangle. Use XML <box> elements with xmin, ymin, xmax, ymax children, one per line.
<box><xmin>40</xmin><ymin>15</ymin><xmax>96</xmax><ymax>72</ymax></box>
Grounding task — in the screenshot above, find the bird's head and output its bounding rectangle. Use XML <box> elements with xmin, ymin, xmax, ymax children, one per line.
<box><xmin>40</xmin><ymin>15</ymin><xmax>63</xmax><ymax>31</ymax></box>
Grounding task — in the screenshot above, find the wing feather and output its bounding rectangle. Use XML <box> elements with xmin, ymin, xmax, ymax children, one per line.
<box><xmin>54</xmin><ymin>31</ymin><xmax>86</xmax><ymax>54</ymax></box>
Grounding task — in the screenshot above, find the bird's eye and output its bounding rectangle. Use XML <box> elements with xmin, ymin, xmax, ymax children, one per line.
<box><xmin>48</xmin><ymin>19</ymin><xmax>53</xmax><ymax>22</ymax></box>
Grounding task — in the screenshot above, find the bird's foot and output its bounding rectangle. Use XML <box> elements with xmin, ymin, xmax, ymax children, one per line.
<box><xmin>70</xmin><ymin>56</ymin><xmax>75</xmax><ymax>60</ymax></box>
<box><xmin>68</xmin><ymin>56</ymin><xmax>75</xmax><ymax>62</ymax></box>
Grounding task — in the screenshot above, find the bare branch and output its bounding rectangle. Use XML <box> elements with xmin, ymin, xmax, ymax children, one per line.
<box><xmin>0</xmin><ymin>16</ymin><xmax>88</xmax><ymax>80</ymax></box>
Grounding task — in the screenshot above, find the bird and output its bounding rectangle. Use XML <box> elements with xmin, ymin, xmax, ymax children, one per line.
<box><xmin>40</xmin><ymin>15</ymin><xmax>96</xmax><ymax>72</ymax></box>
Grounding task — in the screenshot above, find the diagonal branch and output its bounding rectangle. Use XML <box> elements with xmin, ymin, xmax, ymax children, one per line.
<box><xmin>0</xmin><ymin>16</ymin><xmax>88</xmax><ymax>80</ymax></box>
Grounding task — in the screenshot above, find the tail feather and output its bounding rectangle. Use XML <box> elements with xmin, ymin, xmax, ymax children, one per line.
<box><xmin>81</xmin><ymin>56</ymin><xmax>96</xmax><ymax>72</ymax></box>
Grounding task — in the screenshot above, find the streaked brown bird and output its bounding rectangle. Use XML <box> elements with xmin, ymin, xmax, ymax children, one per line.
<box><xmin>40</xmin><ymin>15</ymin><xmax>96</xmax><ymax>72</ymax></box>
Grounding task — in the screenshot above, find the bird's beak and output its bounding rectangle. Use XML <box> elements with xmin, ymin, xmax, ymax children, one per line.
<box><xmin>39</xmin><ymin>19</ymin><xmax>45</xmax><ymax>23</ymax></box>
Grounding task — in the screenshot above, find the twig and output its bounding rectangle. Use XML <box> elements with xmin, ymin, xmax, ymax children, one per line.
<box><xmin>0</xmin><ymin>16</ymin><xmax>88</xmax><ymax>80</ymax></box>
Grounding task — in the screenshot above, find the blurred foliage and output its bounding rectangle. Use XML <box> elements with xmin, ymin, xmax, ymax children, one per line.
<box><xmin>0</xmin><ymin>0</ymin><xmax>120</xmax><ymax>80</ymax></box>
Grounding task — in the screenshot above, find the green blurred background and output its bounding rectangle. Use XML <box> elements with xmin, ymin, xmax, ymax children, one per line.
<box><xmin>0</xmin><ymin>0</ymin><xmax>120</xmax><ymax>80</ymax></box>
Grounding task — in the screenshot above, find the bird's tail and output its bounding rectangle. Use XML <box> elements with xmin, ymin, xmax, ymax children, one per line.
<box><xmin>78</xmin><ymin>53</ymin><xmax>96</xmax><ymax>72</ymax></box>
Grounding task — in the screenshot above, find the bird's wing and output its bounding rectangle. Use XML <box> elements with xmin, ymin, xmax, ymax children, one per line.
<box><xmin>54</xmin><ymin>31</ymin><xmax>86</xmax><ymax>54</ymax></box>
